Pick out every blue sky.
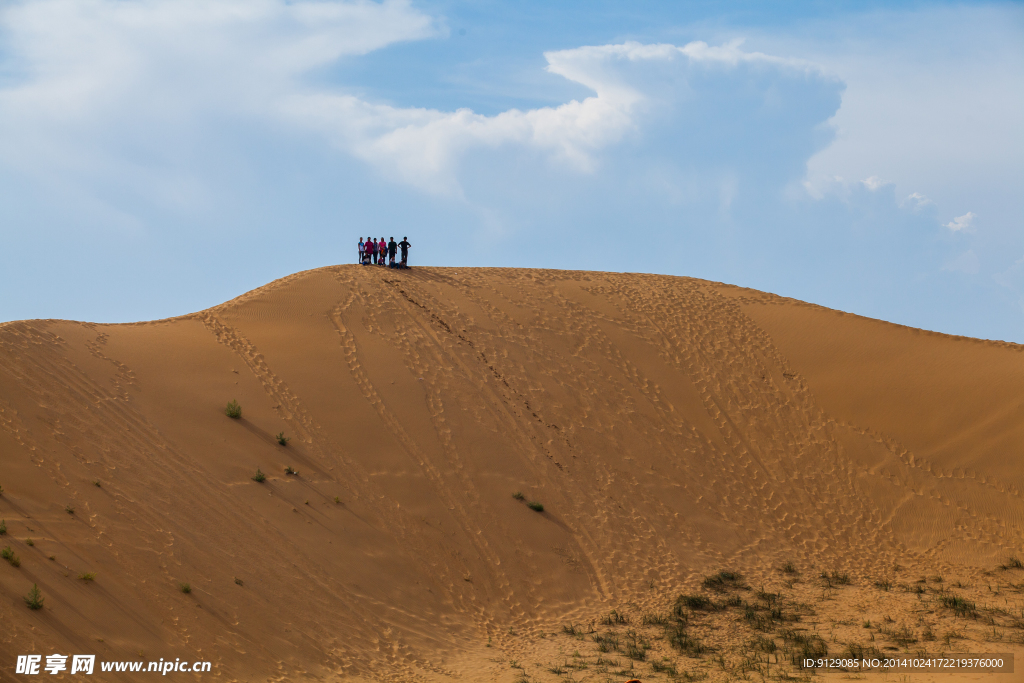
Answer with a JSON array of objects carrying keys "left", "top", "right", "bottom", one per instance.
[{"left": 1, "top": 0, "right": 1022, "bottom": 342}]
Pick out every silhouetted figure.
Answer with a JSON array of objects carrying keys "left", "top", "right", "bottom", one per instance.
[
  {"left": 388, "top": 237, "right": 397, "bottom": 267},
  {"left": 398, "top": 237, "right": 411, "bottom": 268}
]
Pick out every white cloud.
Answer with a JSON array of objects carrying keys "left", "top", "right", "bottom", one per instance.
[
  {"left": 0, "top": 0, "right": 438, "bottom": 179},
  {"left": 280, "top": 40, "right": 831, "bottom": 195},
  {"left": 862, "top": 175, "right": 884, "bottom": 191},
  {"left": 0, "top": 1, "right": 834, "bottom": 200},
  {"left": 900, "top": 192, "right": 931, "bottom": 209},
  {"left": 944, "top": 212, "right": 976, "bottom": 232}
]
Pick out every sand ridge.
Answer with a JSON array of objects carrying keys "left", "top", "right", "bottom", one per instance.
[{"left": 0, "top": 266, "right": 1021, "bottom": 681}]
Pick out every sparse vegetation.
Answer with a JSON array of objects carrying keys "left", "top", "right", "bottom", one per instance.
[
  {"left": 703, "top": 570, "right": 746, "bottom": 591},
  {"left": 667, "top": 623, "right": 709, "bottom": 656},
  {"left": 940, "top": 594, "right": 977, "bottom": 618},
  {"left": 527, "top": 501, "right": 544, "bottom": 512},
  {"left": 676, "top": 594, "right": 715, "bottom": 611},
  {"left": 234, "top": 577, "right": 243, "bottom": 586},
  {"left": 782, "top": 560, "right": 797, "bottom": 574},
  {"left": 0, "top": 519, "right": 6, "bottom": 535},
  {"left": 78, "top": 572, "right": 96, "bottom": 581},
  {"left": 333, "top": 496, "right": 341, "bottom": 504},
  {"left": 820, "top": 570, "right": 851, "bottom": 587},
  {"left": 93, "top": 480, "right": 101, "bottom": 487},
  {"left": 780, "top": 629, "right": 827, "bottom": 663},
  {"left": 2, "top": 546, "right": 20, "bottom": 567},
  {"left": 641, "top": 611, "right": 668, "bottom": 626},
  {"left": 24, "top": 584, "right": 44, "bottom": 610},
  {"left": 600, "top": 609, "right": 628, "bottom": 625},
  {"left": 623, "top": 630, "right": 650, "bottom": 660},
  {"left": 225, "top": 399, "right": 242, "bottom": 419},
  {"left": 1001, "top": 557, "right": 1024, "bottom": 570},
  {"left": 512, "top": 491, "right": 525, "bottom": 500},
  {"left": 593, "top": 633, "right": 619, "bottom": 652},
  {"left": 284, "top": 466, "right": 298, "bottom": 475},
  {"left": 251, "top": 468, "right": 266, "bottom": 482},
  {"left": 24, "top": 538, "right": 33, "bottom": 547},
  {"left": 874, "top": 579, "right": 892, "bottom": 590},
  {"left": 65, "top": 504, "right": 75, "bottom": 515},
  {"left": 276, "top": 432, "right": 290, "bottom": 446},
  {"left": 650, "top": 659, "right": 677, "bottom": 675},
  {"left": 178, "top": 582, "right": 192, "bottom": 594}
]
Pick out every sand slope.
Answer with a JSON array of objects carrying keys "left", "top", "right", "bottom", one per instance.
[{"left": 0, "top": 266, "right": 1021, "bottom": 681}]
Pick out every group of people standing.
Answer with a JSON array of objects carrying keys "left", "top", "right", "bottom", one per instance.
[{"left": 359, "top": 236, "right": 411, "bottom": 268}]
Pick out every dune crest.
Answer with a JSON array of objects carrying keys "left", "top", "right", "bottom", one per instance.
[{"left": 1, "top": 266, "right": 1022, "bottom": 681}]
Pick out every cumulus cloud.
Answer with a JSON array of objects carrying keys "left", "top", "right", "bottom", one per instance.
[
  {"left": 0, "top": 0, "right": 437, "bottom": 185},
  {"left": 944, "top": 212, "right": 976, "bottom": 232},
  {"left": 279, "top": 40, "right": 833, "bottom": 195},
  {"left": 862, "top": 175, "right": 884, "bottom": 191},
  {"left": 900, "top": 192, "right": 932, "bottom": 209},
  {"left": 0, "top": 0, "right": 841, "bottom": 206}
]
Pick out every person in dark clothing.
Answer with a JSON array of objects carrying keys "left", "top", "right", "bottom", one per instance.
[
  {"left": 387, "top": 237, "right": 398, "bottom": 267},
  {"left": 398, "top": 237, "right": 411, "bottom": 267}
]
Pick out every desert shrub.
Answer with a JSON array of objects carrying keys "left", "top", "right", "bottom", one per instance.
[
  {"left": 234, "top": 577, "right": 243, "bottom": 586},
  {"left": 93, "top": 480, "right": 101, "bottom": 487},
  {"left": 593, "top": 633, "right": 619, "bottom": 652},
  {"left": 782, "top": 561, "right": 797, "bottom": 574},
  {"left": 881, "top": 624, "right": 917, "bottom": 647},
  {"left": 178, "top": 582, "right": 191, "bottom": 594},
  {"left": 2, "top": 546, "right": 20, "bottom": 567},
  {"left": 0, "top": 519, "right": 6, "bottom": 535},
  {"left": 874, "top": 579, "right": 892, "bottom": 591},
  {"left": 276, "top": 432, "right": 290, "bottom": 446},
  {"left": 65, "top": 504, "right": 75, "bottom": 515},
  {"left": 527, "top": 501, "right": 544, "bottom": 512},
  {"left": 24, "top": 584, "right": 44, "bottom": 610},
  {"left": 251, "top": 468, "right": 266, "bottom": 482},
  {"left": 651, "top": 660, "right": 677, "bottom": 675},
  {"left": 600, "top": 610, "right": 628, "bottom": 625},
  {"left": 676, "top": 594, "right": 714, "bottom": 611},
  {"left": 750, "top": 635, "right": 777, "bottom": 653},
  {"left": 667, "top": 624, "right": 708, "bottom": 657},
  {"left": 788, "top": 634, "right": 827, "bottom": 664},
  {"left": 284, "top": 466, "right": 298, "bottom": 475},
  {"left": 703, "top": 570, "right": 746, "bottom": 591},
  {"left": 561, "top": 623, "right": 583, "bottom": 637},
  {"left": 1002, "top": 557, "right": 1024, "bottom": 570},
  {"left": 623, "top": 630, "right": 650, "bottom": 660},
  {"left": 641, "top": 612, "right": 668, "bottom": 626},
  {"left": 821, "top": 570, "right": 851, "bottom": 586},
  {"left": 78, "top": 572, "right": 96, "bottom": 581},
  {"left": 744, "top": 605, "right": 777, "bottom": 632},
  {"left": 512, "top": 491, "right": 525, "bottom": 500},
  {"left": 940, "top": 594, "right": 977, "bottom": 618},
  {"left": 333, "top": 496, "right": 341, "bottom": 504},
  {"left": 24, "top": 538, "right": 33, "bottom": 547},
  {"left": 225, "top": 400, "right": 242, "bottom": 419}
]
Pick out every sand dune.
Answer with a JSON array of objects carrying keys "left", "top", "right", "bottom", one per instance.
[{"left": 1, "top": 266, "right": 1021, "bottom": 682}]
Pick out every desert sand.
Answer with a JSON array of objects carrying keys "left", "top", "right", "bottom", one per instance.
[{"left": 0, "top": 266, "right": 1022, "bottom": 682}]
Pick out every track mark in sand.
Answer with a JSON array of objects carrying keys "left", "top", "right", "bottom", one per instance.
[{"left": 195, "top": 312, "right": 318, "bottom": 448}]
